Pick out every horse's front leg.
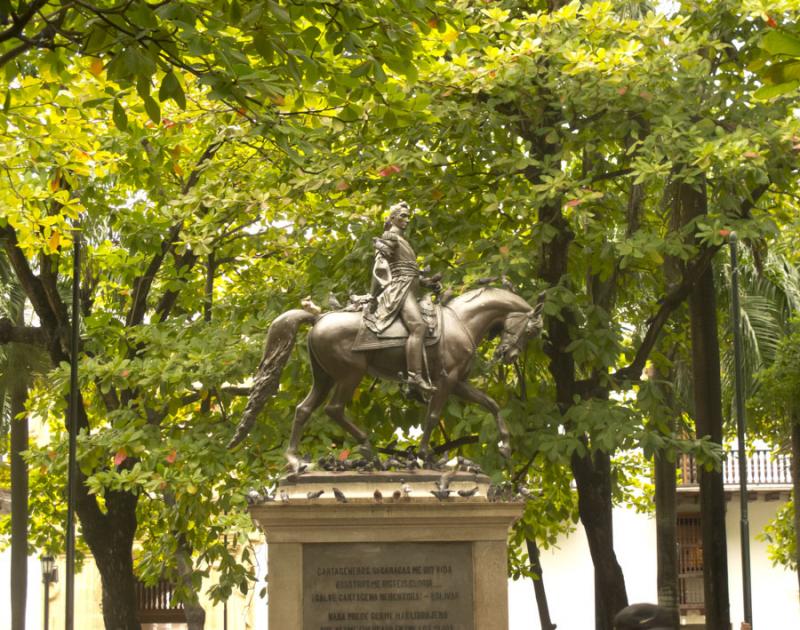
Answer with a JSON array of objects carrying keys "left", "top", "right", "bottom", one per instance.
[{"left": 453, "top": 380, "right": 511, "bottom": 459}]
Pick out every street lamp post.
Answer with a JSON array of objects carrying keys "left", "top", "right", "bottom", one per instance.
[
  {"left": 40, "top": 555, "right": 58, "bottom": 630},
  {"left": 729, "top": 232, "right": 753, "bottom": 628}
]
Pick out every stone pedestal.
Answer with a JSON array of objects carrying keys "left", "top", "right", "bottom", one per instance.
[{"left": 250, "top": 471, "right": 523, "bottom": 630}]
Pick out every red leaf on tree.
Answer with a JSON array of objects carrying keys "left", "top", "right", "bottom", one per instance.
[
  {"left": 743, "top": 151, "right": 760, "bottom": 159},
  {"left": 335, "top": 180, "right": 350, "bottom": 191},
  {"left": 114, "top": 448, "right": 128, "bottom": 466},
  {"left": 719, "top": 229, "right": 731, "bottom": 237},
  {"left": 165, "top": 449, "right": 177, "bottom": 464},
  {"left": 427, "top": 18, "right": 438, "bottom": 28},
  {"left": 566, "top": 198, "right": 582, "bottom": 207},
  {"left": 499, "top": 245, "right": 510, "bottom": 256},
  {"left": 765, "top": 14, "right": 778, "bottom": 28},
  {"left": 617, "top": 86, "right": 628, "bottom": 95},
  {"left": 337, "top": 449, "right": 350, "bottom": 461},
  {"left": 162, "top": 118, "right": 176, "bottom": 128},
  {"left": 379, "top": 164, "right": 401, "bottom": 177}
]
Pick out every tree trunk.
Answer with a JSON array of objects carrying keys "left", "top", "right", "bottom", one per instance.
[
  {"left": 651, "top": 360, "right": 680, "bottom": 627},
  {"left": 165, "top": 490, "right": 206, "bottom": 629},
  {"left": 78, "top": 483, "right": 141, "bottom": 630},
  {"left": 680, "top": 180, "right": 730, "bottom": 630},
  {"left": 572, "top": 449, "right": 628, "bottom": 630},
  {"left": 526, "top": 538, "right": 556, "bottom": 630},
  {"left": 791, "top": 416, "right": 800, "bottom": 596},
  {"left": 10, "top": 381, "right": 28, "bottom": 630},
  {"left": 654, "top": 451, "right": 680, "bottom": 626}
]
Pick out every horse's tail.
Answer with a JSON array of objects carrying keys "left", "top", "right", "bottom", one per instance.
[{"left": 227, "top": 309, "right": 318, "bottom": 449}]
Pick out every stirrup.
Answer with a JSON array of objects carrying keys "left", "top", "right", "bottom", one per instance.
[{"left": 408, "top": 372, "right": 436, "bottom": 394}]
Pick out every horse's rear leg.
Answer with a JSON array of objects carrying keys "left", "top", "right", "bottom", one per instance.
[
  {"left": 453, "top": 380, "right": 511, "bottom": 458},
  {"left": 324, "top": 375, "right": 373, "bottom": 456},
  {"left": 286, "top": 360, "right": 333, "bottom": 471}
]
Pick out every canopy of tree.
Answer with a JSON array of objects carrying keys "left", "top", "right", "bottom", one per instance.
[{"left": 2, "top": 1, "right": 800, "bottom": 629}]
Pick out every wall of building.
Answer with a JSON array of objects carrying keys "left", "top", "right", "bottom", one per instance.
[
  {"left": 509, "top": 496, "right": 799, "bottom": 630},
  {"left": 725, "top": 495, "right": 799, "bottom": 629}
]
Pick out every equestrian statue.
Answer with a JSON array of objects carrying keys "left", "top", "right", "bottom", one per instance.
[{"left": 227, "top": 202, "right": 544, "bottom": 471}]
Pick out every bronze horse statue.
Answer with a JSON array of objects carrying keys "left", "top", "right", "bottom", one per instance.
[{"left": 228, "top": 287, "right": 543, "bottom": 470}]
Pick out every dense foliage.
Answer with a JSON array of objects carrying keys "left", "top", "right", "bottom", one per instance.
[{"left": 2, "top": 0, "right": 800, "bottom": 627}]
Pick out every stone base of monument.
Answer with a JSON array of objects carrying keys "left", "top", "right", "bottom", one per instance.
[{"left": 249, "top": 470, "right": 523, "bottom": 630}]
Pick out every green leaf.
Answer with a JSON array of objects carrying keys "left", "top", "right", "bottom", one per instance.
[
  {"left": 253, "top": 33, "right": 274, "bottom": 63},
  {"left": 761, "top": 31, "right": 800, "bottom": 58},
  {"left": 159, "top": 71, "right": 187, "bottom": 109},
  {"left": 143, "top": 95, "right": 161, "bottom": 124},
  {"left": 753, "top": 80, "right": 799, "bottom": 100},
  {"left": 267, "top": 0, "right": 290, "bottom": 23},
  {"left": 350, "top": 60, "right": 372, "bottom": 78},
  {"left": 112, "top": 99, "right": 128, "bottom": 131}
]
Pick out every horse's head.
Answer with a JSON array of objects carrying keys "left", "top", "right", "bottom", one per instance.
[{"left": 493, "top": 302, "right": 543, "bottom": 364}]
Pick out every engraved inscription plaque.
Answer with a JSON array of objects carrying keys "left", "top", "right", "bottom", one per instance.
[{"left": 303, "top": 542, "right": 474, "bottom": 630}]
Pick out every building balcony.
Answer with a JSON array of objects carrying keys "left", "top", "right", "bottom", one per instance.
[{"left": 678, "top": 449, "right": 793, "bottom": 494}]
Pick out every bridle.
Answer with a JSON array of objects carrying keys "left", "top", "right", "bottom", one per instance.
[{"left": 494, "top": 304, "right": 543, "bottom": 363}]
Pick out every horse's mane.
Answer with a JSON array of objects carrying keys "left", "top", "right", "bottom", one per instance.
[{"left": 448, "top": 286, "right": 529, "bottom": 309}]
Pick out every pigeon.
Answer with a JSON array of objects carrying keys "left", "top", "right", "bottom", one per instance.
[
  {"left": 259, "top": 488, "right": 275, "bottom": 502},
  {"left": 487, "top": 485, "right": 499, "bottom": 502},
  {"left": 434, "top": 455, "right": 451, "bottom": 469},
  {"left": 246, "top": 489, "right": 262, "bottom": 505},
  {"left": 392, "top": 489, "right": 402, "bottom": 502},
  {"left": 385, "top": 457, "right": 404, "bottom": 470},
  {"left": 518, "top": 486, "right": 533, "bottom": 499},
  {"left": 430, "top": 488, "right": 451, "bottom": 501},
  {"left": 373, "top": 489, "right": 383, "bottom": 503},
  {"left": 458, "top": 486, "right": 479, "bottom": 498},
  {"left": 332, "top": 487, "right": 348, "bottom": 503},
  {"left": 400, "top": 479, "right": 412, "bottom": 498},
  {"left": 439, "top": 288, "right": 455, "bottom": 305},
  {"left": 457, "top": 456, "right": 482, "bottom": 474},
  {"left": 328, "top": 293, "right": 343, "bottom": 310},
  {"left": 306, "top": 490, "right": 324, "bottom": 500},
  {"left": 279, "top": 489, "right": 290, "bottom": 503}
]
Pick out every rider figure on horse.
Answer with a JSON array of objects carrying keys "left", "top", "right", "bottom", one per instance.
[{"left": 365, "top": 201, "right": 437, "bottom": 395}]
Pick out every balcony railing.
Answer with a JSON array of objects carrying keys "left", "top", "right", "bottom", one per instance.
[
  {"left": 135, "top": 579, "right": 187, "bottom": 623},
  {"left": 679, "top": 449, "right": 792, "bottom": 487}
]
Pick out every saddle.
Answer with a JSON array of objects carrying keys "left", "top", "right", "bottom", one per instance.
[{"left": 352, "top": 296, "right": 442, "bottom": 352}]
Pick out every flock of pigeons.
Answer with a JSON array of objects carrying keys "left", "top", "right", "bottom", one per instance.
[{"left": 245, "top": 453, "right": 534, "bottom": 506}]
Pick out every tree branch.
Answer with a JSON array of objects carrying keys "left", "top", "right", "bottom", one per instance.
[
  {"left": 125, "top": 140, "right": 224, "bottom": 327},
  {"left": 1, "top": 224, "right": 67, "bottom": 360},
  {"left": 577, "top": 180, "right": 772, "bottom": 396},
  {"left": 0, "top": 0, "right": 51, "bottom": 44},
  {"left": 0, "top": 317, "right": 48, "bottom": 346}
]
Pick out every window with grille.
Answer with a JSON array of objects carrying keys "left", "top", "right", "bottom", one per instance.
[{"left": 677, "top": 514, "right": 704, "bottom": 614}]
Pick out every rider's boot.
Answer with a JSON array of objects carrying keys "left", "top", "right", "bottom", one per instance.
[{"left": 408, "top": 371, "right": 436, "bottom": 394}]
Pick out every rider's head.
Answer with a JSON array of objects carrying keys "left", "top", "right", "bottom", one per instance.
[{"left": 384, "top": 201, "right": 412, "bottom": 231}]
